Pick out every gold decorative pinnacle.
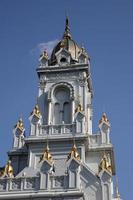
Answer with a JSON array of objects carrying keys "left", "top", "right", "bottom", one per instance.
[
  {"left": 5, "top": 160, "right": 14, "bottom": 177},
  {"left": 75, "top": 103, "right": 84, "bottom": 113},
  {"left": 99, "top": 112, "right": 110, "bottom": 126},
  {"left": 0, "top": 160, "right": 14, "bottom": 178},
  {"left": 40, "top": 144, "right": 53, "bottom": 164},
  {"left": 15, "top": 118, "right": 24, "bottom": 132},
  {"left": 67, "top": 141, "right": 80, "bottom": 161},
  {"left": 31, "top": 105, "right": 41, "bottom": 119},
  {"left": 99, "top": 153, "right": 112, "bottom": 174}
]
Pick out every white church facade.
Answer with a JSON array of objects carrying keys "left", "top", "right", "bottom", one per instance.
[{"left": 0, "top": 17, "right": 121, "bottom": 200}]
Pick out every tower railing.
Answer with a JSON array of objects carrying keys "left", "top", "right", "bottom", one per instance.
[
  {"left": 0, "top": 176, "right": 40, "bottom": 192},
  {"left": 39, "top": 124, "right": 76, "bottom": 135},
  {"left": 0, "top": 173, "right": 79, "bottom": 192}
]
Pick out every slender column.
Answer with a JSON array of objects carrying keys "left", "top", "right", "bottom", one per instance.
[
  {"left": 83, "top": 84, "right": 85, "bottom": 110},
  {"left": 72, "top": 100, "right": 75, "bottom": 123},
  {"left": 48, "top": 101, "right": 52, "bottom": 125},
  {"left": 87, "top": 104, "right": 92, "bottom": 134}
]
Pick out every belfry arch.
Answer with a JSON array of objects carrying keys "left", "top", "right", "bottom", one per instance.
[{"left": 48, "top": 82, "right": 74, "bottom": 124}]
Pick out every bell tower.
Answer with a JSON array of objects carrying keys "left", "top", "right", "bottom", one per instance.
[
  {"left": 0, "top": 17, "right": 121, "bottom": 200},
  {"left": 37, "top": 17, "right": 93, "bottom": 136}
]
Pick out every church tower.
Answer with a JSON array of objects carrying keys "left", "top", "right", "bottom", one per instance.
[{"left": 0, "top": 17, "right": 121, "bottom": 200}]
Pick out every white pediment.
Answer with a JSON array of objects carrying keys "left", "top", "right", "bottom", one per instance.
[{"left": 55, "top": 48, "right": 71, "bottom": 65}]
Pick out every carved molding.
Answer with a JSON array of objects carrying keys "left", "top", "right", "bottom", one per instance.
[{"left": 48, "top": 82, "right": 74, "bottom": 101}]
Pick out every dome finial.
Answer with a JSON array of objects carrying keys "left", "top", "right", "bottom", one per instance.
[{"left": 63, "top": 16, "right": 72, "bottom": 39}]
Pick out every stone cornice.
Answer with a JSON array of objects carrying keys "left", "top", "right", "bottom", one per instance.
[{"left": 36, "top": 64, "right": 89, "bottom": 74}]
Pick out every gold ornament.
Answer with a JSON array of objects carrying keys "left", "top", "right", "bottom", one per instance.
[
  {"left": 5, "top": 160, "right": 14, "bottom": 177},
  {"left": 67, "top": 142, "right": 80, "bottom": 161},
  {"left": 31, "top": 105, "right": 41, "bottom": 119},
  {"left": 99, "top": 153, "right": 112, "bottom": 174},
  {"left": 15, "top": 118, "right": 24, "bottom": 132},
  {"left": 40, "top": 145, "right": 53, "bottom": 164},
  {"left": 75, "top": 103, "right": 83, "bottom": 113},
  {"left": 0, "top": 160, "right": 14, "bottom": 178}
]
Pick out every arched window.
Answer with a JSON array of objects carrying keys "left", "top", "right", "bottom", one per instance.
[
  {"left": 53, "top": 86, "right": 71, "bottom": 124},
  {"left": 54, "top": 103, "right": 60, "bottom": 124}
]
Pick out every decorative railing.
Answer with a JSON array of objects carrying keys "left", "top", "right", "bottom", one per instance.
[
  {"left": 89, "top": 133, "right": 111, "bottom": 147},
  {"left": 89, "top": 134, "right": 101, "bottom": 146},
  {"left": 0, "top": 177, "right": 40, "bottom": 192},
  {"left": 0, "top": 175, "right": 69, "bottom": 193},
  {"left": 39, "top": 124, "right": 76, "bottom": 136},
  {"left": 51, "top": 175, "right": 68, "bottom": 189}
]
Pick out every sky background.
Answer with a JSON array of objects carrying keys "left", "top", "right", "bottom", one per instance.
[{"left": 0, "top": 0, "right": 132, "bottom": 199}]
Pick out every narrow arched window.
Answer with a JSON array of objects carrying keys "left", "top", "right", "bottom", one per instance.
[
  {"left": 63, "top": 102, "right": 70, "bottom": 123},
  {"left": 53, "top": 86, "right": 71, "bottom": 124},
  {"left": 54, "top": 103, "right": 60, "bottom": 124}
]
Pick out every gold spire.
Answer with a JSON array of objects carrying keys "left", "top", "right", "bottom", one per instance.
[
  {"left": 31, "top": 105, "right": 41, "bottom": 119},
  {"left": 99, "top": 152, "right": 112, "bottom": 174},
  {"left": 63, "top": 16, "right": 72, "bottom": 39},
  {"left": 15, "top": 118, "right": 24, "bottom": 132},
  {"left": 99, "top": 112, "right": 110, "bottom": 126},
  {"left": 40, "top": 144, "right": 53, "bottom": 164},
  {"left": 67, "top": 141, "right": 80, "bottom": 161},
  {"left": 75, "top": 103, "right": 84, "bottom": 113}
]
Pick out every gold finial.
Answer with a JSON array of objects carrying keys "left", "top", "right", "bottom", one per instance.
[
  {"left": 40, "top": 50, "right": 48, "bottom": 60},
  {"left": 0, "top": 160, "right": 14, "bottom": 178},
  {"left": 15, "top": 118, "right": 24, "bottom": 132},
  {"left": 99, "top": 113, "right": 110, "bottom": 126},
  {"left": 116, "top": 176, "right": 121, "bottom": 199},
  {"left": 63, "top": 16, "right": 72, "bottom": 39},
  {"left": 31, "top": 105, "right": 41, "bottom": 119},
  {"left": 75, "top": 103, "right": 84, "bottom": 113},
  {"left": 99, "top": 152, "right": 112, "bottom": 174},
  {"left": 67, "top": 141, "right": 80, "bottom": 161},
  {"left": 5, "top": 160, "right": 14, "bottom": 177},
  {"left": 40, "top": 144, "right": 53, "bottom": 164}
]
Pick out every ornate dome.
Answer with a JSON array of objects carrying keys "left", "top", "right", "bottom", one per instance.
[{"left": 50, "top": 17, "right": 81, "bottom": 65}]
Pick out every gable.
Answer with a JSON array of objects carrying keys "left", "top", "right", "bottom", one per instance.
[{"left": 80, "top": 165, "right": 102, "bottom": 200}]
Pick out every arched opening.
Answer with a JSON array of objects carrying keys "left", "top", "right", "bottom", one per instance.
[
  {"left": 54, "top": 103, "right": 60, "bottom": 124},
  {"left": 60, "top": 57, "right": 67, "bottom": 63},
  {"left": 53, "top": 86, "right": 71, "bottom": 124},
  {"left": 63, "top": 102, "right": 70, "bottom": 123}
]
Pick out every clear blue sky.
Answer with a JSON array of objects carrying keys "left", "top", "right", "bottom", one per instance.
[{"left": 0, "top": 0, "right": 132, "bottom": 199}]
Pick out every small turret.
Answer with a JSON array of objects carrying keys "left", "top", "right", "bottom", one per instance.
[
  {"left": 29, "top": 104, "right": 42, "bottom": 136},
  {"left": 39, "top": 50, "right": 49, "bottom": 67},
  {"left": 99, "top": 113, "right": 111, "bottom": 144},
  {"left": 13, "top": 118, "right": 25, "bottom": 149}
]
